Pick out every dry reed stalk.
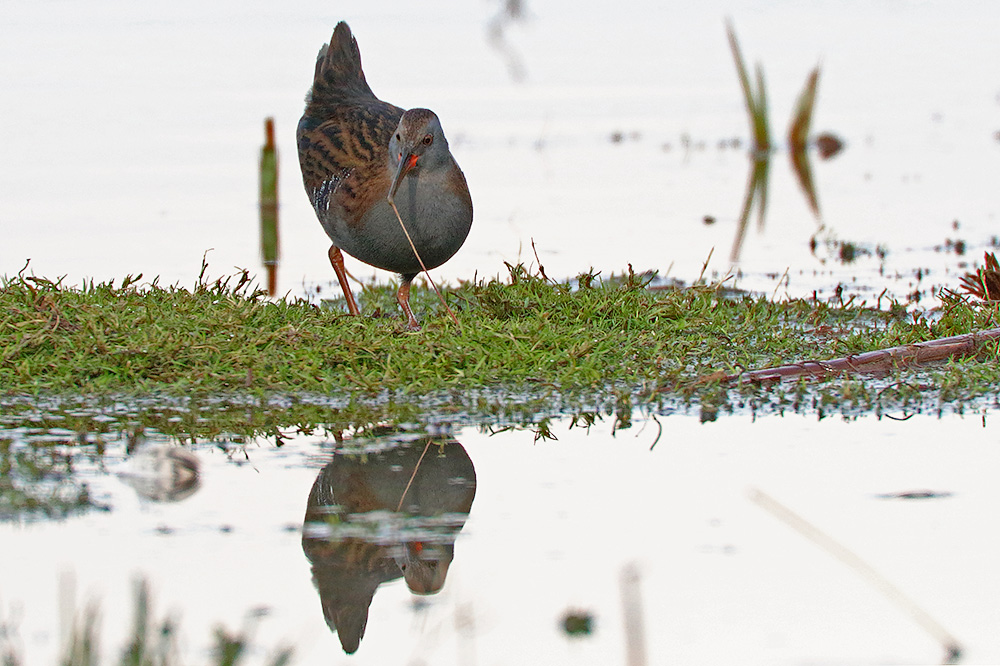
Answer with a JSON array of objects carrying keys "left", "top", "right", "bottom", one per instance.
[{"left": 731, "top": 328, "right": 1000, "bottom": 383}]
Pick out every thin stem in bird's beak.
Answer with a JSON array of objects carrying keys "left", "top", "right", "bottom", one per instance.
[
  {"left": 387, "top": 153, "right": 418, "bottom": 205},
  {"left": 388, "top": 200, "right": 462, "bottom": 330}
]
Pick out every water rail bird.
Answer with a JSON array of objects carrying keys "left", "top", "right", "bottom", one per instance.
[{"left": 297, "top": 22, "right": 473, "bottom": 329}]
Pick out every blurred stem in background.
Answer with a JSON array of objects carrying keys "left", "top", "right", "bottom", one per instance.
[{"left": 260, "top": 117, "right": 279, "bottom": 296}]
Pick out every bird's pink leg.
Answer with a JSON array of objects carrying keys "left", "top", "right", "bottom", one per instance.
[
  {"left": 396, "top": 280, "right": 420, "bottom": 330},
  {"left": 328, "top": 245, "right": 361, "bottom": 316}
]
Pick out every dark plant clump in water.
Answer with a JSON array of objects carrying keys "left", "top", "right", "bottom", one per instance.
[
  {"left": 814, "top": 132, "right": 844, "bottom": 159},
  {"left": 959, "top": 252, "right": 1000, "bottom": 301},
  {"left": 839, "top": 241, "right": 857, "bottom": 263},
  {"left": 561, "top": 610, "right": 595, "bottom": 637},
  {"left": 811, "top": 237, "right": 886, "bottom": 266}
]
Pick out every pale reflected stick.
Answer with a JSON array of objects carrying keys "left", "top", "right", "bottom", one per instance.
[
  {"left": 58, "top": 571, "right": 75, "bottom": 659},
  {"left": 396, "top": 438, "right": 433, "bottom": 512},
  {"left": 749, "top": 488, "right": 962, "bottom": 664},
  {"left": 621, "top": 562, "right": 647, "bottom": 666}
]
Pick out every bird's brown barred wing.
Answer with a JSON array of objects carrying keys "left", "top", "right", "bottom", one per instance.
[{"left": 297, "top": 102, "right": 403, "bottom": 228}]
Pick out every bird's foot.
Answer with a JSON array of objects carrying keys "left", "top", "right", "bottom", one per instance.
[{"left": 397, "top": 281, "right": 420, "bottom": 331}]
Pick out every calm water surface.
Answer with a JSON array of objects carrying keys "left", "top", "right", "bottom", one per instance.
[{"left": 2, "top": 411, "right": 999, "bottom": 664}]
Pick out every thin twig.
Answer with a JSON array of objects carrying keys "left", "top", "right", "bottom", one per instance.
[
  {"left": 770, "top": 266, "right": 790, "bottom": 302},
  {"left": 697, "top": 247, "right": 715, "bottom": 284},
  {"left": 648, "top": 414, "right": 663, "bottom": 451},
  {"left": 388, "top": 201, "right": 461, "bottom": 329},
  {"left": 530, "top": 238, "right": 553, "bottom": 283}
]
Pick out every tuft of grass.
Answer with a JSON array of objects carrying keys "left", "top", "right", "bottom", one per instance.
[
  {"left": 726, "top": 21, "right": 830, "bottom": 261},
  {"left": 788, "top": 65, "right": 822, "bottom": 217},
  {"left": 959, "top": 252, "right": 1000, "bottom": 301},
  {"left": 788, "top": 66, "right": 820, "bottom": 153},
  {"left": 725, "top": 21, "right": 772, "bottom": 261},
  {"left": 726, "top": 20, "right": 770, "bottom": 156}
]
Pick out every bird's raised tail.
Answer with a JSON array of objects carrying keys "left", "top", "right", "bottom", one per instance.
[{"left": 307, "top": 22, "right": 376, "bottom": 109}]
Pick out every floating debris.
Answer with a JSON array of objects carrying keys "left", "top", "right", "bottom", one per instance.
[{"left": 874, "top": 490, "right": 954, "bottom": 500}]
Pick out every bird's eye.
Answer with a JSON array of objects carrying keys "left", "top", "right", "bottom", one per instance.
[
  {"left": 396, "top": 133, "right": 401, "bottom": 141},
  {"left": 422, "top": 134, "right": 433, "bottom": 146}
]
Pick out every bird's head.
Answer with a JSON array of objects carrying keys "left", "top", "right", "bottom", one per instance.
[{"left": 387, "top": 108, "right": 451, "bottom": 204}]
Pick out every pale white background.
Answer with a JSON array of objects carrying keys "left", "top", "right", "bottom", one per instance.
[{"left": 2, "top": 0, "right": 998, "bottom": 302}]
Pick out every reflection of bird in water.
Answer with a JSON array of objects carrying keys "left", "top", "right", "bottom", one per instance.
[
  {"left": 302, "top": 436, "right": 476, "bottom": 654},
  {"left": 117, "top": 442, "right": 200, "bottom": 502},
  {"left": 297, "top": 22, "right": 474, "bottom": 328}
]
